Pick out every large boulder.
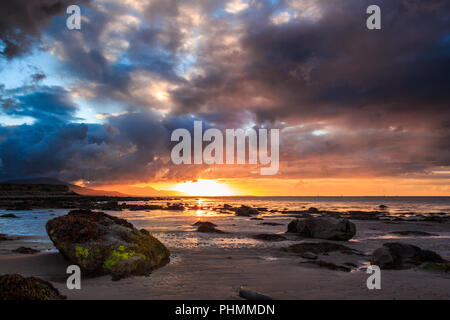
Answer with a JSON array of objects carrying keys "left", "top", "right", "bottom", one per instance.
[
  {"left": 236, "top": 205, "right": 259, "bottom": 217},
  {"left": 371, "top": 242, "right": 446, "bottom": 269},
  {"left": 287, "top": 217, "right": 356, "bottom": 241},
  {"left": 46, "top": 209, "right": 170, "bottom": 280},
  {"left": 0, "top": 274, "right": 65, "bottom": 300}
]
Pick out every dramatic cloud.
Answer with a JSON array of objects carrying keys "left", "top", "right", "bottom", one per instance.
[
  {"left": 0, "top": 0, "right": 90, "bottom": 58},
  {"left": 0, "top": 0, "right": 449, "bottom": 186}
]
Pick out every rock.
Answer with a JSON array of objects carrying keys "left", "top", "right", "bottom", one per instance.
[
  {"left": 223, "top": 204, "right": 233, "bottom": 210},
  {"left": 0, "top": 274, "right": 65, "bottom": 300},
  {"left": 0, "top": 234, "right": 8, "bottom": 241},
  {"left": 0, "top": 214, "right": 20, "bottom": 218},
  {"left": 342, "top": 211, "right": 381, "bottom": 221},
  {"left": 193, "top": 221, "right": 217, "bottom": 227},
  {"left": 284, "top": 242, "right": 362, "bottom": 256},
  {"left": 300, "top": 260, "right": 351, "bottom": 272},
  {"left": 391, "top": 231, "right": 437, "bottom": 237},
  {"left": 12, "top": 247, "right": 40, "bottom": 254},
  {"left": 307, "top": 207, "right": 319, "bottom": 213},
  {"left": 46, "top": 209, "right": 170, "bottom": 280},
  {"left": 287, "top": 217, "right": 356, "bottom": 241},
  {"left": 259, "top": 222, "right": 283, "bottom": 226},
  {"left": 423, "top": 262, "right": 450, "bottom": 273},
  {"left": 239, "top": 286, "right": 273, "bottom": 300},
  {"left": 236, "top": 205, "right": 259, "bottom": 217},
  {"left": 379, "top": 205, "right": 388, "bottom": 210},
  {"left": 300, "top": 252, "right": 318, "bottom": 260},
  {"left": 98, "top": 201, "right": 122, "bottom": 211},
  {"left": 250, "top": 217, "right": 264, "bottom": 221},
  {"left": 164, "top": 204, "right": 184, "bottom": 211},
  {"left": 195, "top": 221, "right": 224, "bottom": 233},
  {"left": 370, "top": 242, "right": 446, "bottom": 269},
  {"left": 253, "top": 234, "right": 287, "bottom": 241}
]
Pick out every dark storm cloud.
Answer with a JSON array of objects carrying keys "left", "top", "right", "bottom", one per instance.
[
  {"left": 166, "top": 0, "right": 450, "bottom": 178},
  {"left": 172, "top": 0, "right": 450, "bottom": 124},
  {"left": 0, "top": 0, "right": 449, "bottom": 183},
  {"left": 0, "top": 108, "right": 207, "bottom": 183},
  {"left": 0, "top": 0, "right": 90, "bottom": 58},
  {"left": 1, "top": 85, "right": 78, "bottom": 123}
]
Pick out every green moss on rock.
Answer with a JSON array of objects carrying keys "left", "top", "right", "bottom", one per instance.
[
  {"left": 423, "top": 262, "right": 450, "bottom": 273},
  {"left": 103, "top": 246, "right": 136, "bottom": 270}
]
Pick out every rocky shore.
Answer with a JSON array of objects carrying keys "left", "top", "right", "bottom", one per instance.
[{"left": 0, "top": 198, "right": 449, "bottom": 300}]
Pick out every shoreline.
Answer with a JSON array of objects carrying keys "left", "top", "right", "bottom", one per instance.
[{"left": 1, "top": 213, "right": 449, "bottom": 299}]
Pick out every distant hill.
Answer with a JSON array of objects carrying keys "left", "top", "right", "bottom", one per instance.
[
  {"left": 2, "top": 178, "right": 182, "bottom": 197},
  {"left": 0, "top": 182, "right": 73, "bottom": 196},
  {"left": 3, "top": 178, "right": 130, "bottom": 197}
]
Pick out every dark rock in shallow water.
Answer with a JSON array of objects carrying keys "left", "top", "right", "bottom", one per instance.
[
  {"left": 287, "top": 217, "right": 356, "bottom": 241},
  {"left": 371, "top": 242, "right": 446, "bottom": 270},
  {"left": 46, "top": 209, "right": 170, "bottom": 280},
  {"left": 379, "top": 205, "right": 388, "bottom": 210},
  {"left": 284, "top": 242, "right": 362, "bottom": 256},
  {"left": 391, "top": 231, "right": 437, "bottom": 237},
  {"left": 0, "top": 274, "right": 65, "bottom": 300},
  {"left": 236, "top": 205, "right": 259, "bottom": 217},
  {"left": 239, "top": 286, "right": 273, "bottom": 300},
  {"left": 250, "top": 217, "right": 264, "bottom": 221},
  {"left": 195, "top": 221, "right": 224, "bottom": 233},
  {"left": 253, "top": 234, "right": 287, "bottom": 242},
  {"left": 307, "top": 207, "right": 319, "bottom": 213},
  {"left": 300, "top": 252, "right": 318, "bottom": 260},
  {"left": 0, "top": 234, "right": 7, "bottom": 241},
  {"left": 164, "top": 204, "right": 184, "bottom": 211},
  {"left": 259, "top": 222, "right": 283, "bottom": 226},
  {"left": 300, "top": 260, "right": 351, "bottom": 272},
  {"left": 12, "top": 247, "right": 40, "bottom": 254},
  {"left": 0, "top": 214, "right": 20, "bottom": 218},
  {"left": 193, "top": 221, "right": 217, "bottom": 227},
  {"left": 98, "top": 201, "right": 122, "bottom": 211}
]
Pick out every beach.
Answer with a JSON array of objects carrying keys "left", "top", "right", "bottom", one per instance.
[{"left": 1, "top": 197, "right": 449, "bottom": 299}]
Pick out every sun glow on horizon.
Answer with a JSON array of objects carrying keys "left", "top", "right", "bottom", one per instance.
[{"left": 169, "top": 179, "right": 236, "bottom": 196}]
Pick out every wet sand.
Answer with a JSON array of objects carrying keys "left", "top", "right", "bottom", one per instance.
[{"left": 1, "top": 218, "right": 449, "bottom": 300}]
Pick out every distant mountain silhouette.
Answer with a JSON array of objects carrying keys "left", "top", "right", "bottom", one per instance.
[
  {"left": 3, "top": 177, "right": 182, "bottom": 197},
  {"left": 3, "top": 178, "right": 129, "bottom": 197}
]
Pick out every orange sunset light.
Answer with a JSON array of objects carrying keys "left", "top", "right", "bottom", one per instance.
[{"left": 169, "top": 179, "right": 237, "bottom": 197}]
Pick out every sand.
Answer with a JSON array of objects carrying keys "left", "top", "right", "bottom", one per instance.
[{"left": 1, "top": 218, "right": 449, "bottom": 300}]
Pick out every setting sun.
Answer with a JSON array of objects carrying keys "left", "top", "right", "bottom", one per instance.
[{"left": 169, "top": 179, "right": 236, "bottom": 196}]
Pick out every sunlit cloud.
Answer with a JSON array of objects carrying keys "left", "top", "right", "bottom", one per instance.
[{"left": 225, "top": 0, "right": 249, "bottom": 14}]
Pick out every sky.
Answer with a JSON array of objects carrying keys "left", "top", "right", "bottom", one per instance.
[{"left": 0, "top": 0, "right": 449, "bottom": 196}]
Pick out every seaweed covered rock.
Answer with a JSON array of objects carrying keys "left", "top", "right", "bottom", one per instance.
[
  {"left": 0, "top": 214, "right": 20, "bottom": 218},
  {"left": 287, "top": 217, "right": 356, "bottom": 241},
  {"left": 46, "top": 209, "right": 170, "bottom": 280},
  {"left": 12, "top": 247, "right": 39, "bottom": 254},
  {"left": 0, "top": 274, "right": 65, "bottom": 300},
  {"left": 371, "top": 243, "right": 446, "bottom": 270}
]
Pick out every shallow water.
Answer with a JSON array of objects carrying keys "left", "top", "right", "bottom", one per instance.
[{"left": 1, "top": 197, "right": 449, "bottom": 251}]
